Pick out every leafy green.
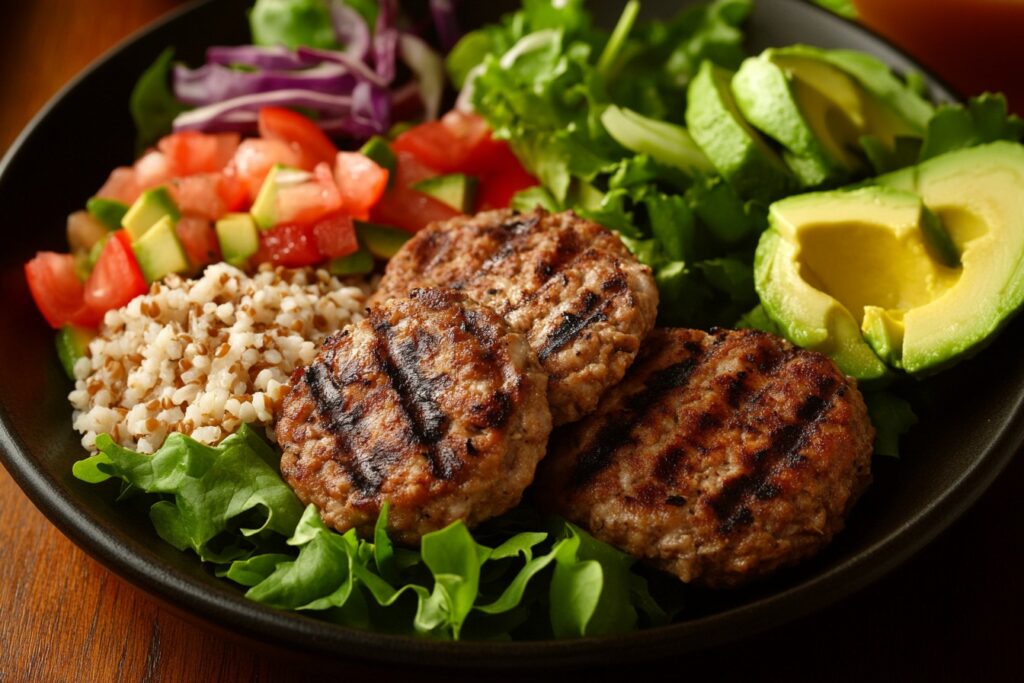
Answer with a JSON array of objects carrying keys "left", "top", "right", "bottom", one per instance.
[
  {"left": 461, "top": 0, "right": 758, "bottom": 327},
  {"left": 919, "top": 93, "right": 1024, "bottom": 161},
  {"left": 73, "top": 424, "right": 303, "bottom": 562},
  {"left": 130, "top": 48, "right": 189, "bottom": 151},
  {"left": 865, "top": 390, "right": 918, "bottom": 457},
  {"left": 74, "top": 430, "right": 666, "bottom": 640},
  {"left": 810, "top": 0, "right": 858, "bottom": 18},
  {"left": 249, "top": 0, "right": 338, "bottom": 50}
]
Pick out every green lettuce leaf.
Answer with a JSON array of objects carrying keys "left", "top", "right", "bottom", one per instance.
[
  {"left": 249, "top": 0, "right": 338, "bottom": 50},
  {"left": 864, "top": 390, "right": 919, "bottom": 457},
  {"left": 75, "top": 424, "right": 303, "bottom": 563},
  {"left": 919, "top": 93, "right": 1024, "bottom": 161},
  {"left": 75, "top": 430, "right": 665, "bottom": 640},
  {"left": 130, "top": 48, "right": 189, "bottom": 151}
]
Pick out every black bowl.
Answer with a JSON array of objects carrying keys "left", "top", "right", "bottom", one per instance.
[{"left": 1, "top": 0, "right": 1019, "bottom": 669}]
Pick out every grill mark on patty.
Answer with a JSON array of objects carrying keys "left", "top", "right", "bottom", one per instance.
[
  {"left": 568, "top": 344, "right": 709, "bottom": 488},
  {"left": 478, "top": 214, "right": 541, "bottom": 273},
  {"left": 304, "top": 356, "right": 395, "bottom": 496},
  {"left": 369, "top": 315, "right": 459, "bottom": 481},
  {"left": 538, "top": 291, "right": 608, "bottom": 362},
  {"left": 708, "top": 375, "right": 841, "bottom": 533}
]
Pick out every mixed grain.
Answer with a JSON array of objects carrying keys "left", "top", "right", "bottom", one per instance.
[{"left": 68, "top": 263, "right": 368, "bottom": 453}]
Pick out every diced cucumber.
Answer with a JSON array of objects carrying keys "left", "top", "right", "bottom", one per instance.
[
  {"left": 86, "top": 197, "right": 129, "bottom": 229},
  {"left": 216, "top": 213, "right": 259, "bottom": 267},
  {"left": 359, "top": 136, "right": 397, "bottom": 176},
  {"left": 251, "top": 164, "right": 311, "bottom": 230},
  {"left": 122, "top": 187, "right": 179, "bottom": 240},
  {"left": 328, "top": 248, "right": 374, "bottom": 275},
  {"left": 55, "top": 325, "right": 95, "bottom": 380},
  {"left": 132, "top": 215, "right": 189, "bottom": 282},
  {"left": 411, "top": 173, "right": 478, "bottom": 212},
  {"left": 356, "top": 222, "right": 410, "bottom": 259}
]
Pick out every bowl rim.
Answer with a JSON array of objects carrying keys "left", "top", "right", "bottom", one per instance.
[{"left": 0, "top": 0, "right": 1016, "bottom": 668}]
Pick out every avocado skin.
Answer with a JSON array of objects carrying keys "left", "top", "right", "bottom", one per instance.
[{"left": 686, "top": 61, "right": 797, "bottom": 203}]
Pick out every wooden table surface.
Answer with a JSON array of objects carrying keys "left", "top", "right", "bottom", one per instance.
[{"left": 0, "top": 2, "right": 1021, "bottom": 681}]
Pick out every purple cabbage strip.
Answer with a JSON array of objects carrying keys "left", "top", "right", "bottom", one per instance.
[
  {"left": 373, "top": 0, "right": 399, "bottom": 83},
  {"left": 173, "top": 89, "right": 356, "bottom": 132},
  {"left": 205, "top": 45, "right": 315, "bottom": 71},
  {"left": 173, "top": 63, "right": 359, "bottom": 107},
  {"left": 429, "top": 0, "right": 461, "bottom": 53},
  {"left": 295, "top": 46, "right": 389, "bottom": 87},
  {"left": 330, "top": 0, "right": 371, "bottom": 60}
]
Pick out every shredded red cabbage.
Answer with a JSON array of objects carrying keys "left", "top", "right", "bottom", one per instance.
[
  {"left": 429, "top": 0, "right": 461, "bottom": 53},
  {"left": 169, "top": 0, "right": 455, "bottom": 141}
]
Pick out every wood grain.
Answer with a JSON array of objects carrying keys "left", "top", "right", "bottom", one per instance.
[{"left": 0, "top": 1, "right": 1021, "bottom": 682}]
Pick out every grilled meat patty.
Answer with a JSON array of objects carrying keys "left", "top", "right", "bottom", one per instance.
[
  {"left": 534, "top": 327, "right": 874, "bottom": 588},
  {"left": 371, "top": 208, "right": 659, "bottom": 425},
  {"left": 275, "top": 288, "right": 552, "bottom": 544}
]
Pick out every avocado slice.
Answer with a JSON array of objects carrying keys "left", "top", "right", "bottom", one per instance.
[
  {"left": 355, "top": 222, "right": 410, "bottom": 259},
  {"left": 251, "top": 165, "right": 313, "bottom": 230},
  {"left": 86, "top": 197, "right": 129, "bottom": 230},
  {"left": 686, "top": 61, "right": 797, "bottom": 203},
  {"left": 215, "top": 213, "right": 259, "bottom": 268},
  {"left": 132, "top": 215, "right": 190, "bottom": 283},
  {"left": 732, "top": 54, "right": 863, "bottom": 188},
  {"left": 122, "top": 187, "right": 179, "bottom": 240},
  {"left": 601, "top": 105, "right": 714, "bottom": 177},
  {"left": 411, "top": 174, "right": 477, "bottom": 213}
]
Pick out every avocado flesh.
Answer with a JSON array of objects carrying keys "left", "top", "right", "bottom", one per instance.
[
  {"left": 685, "top": 61, "right": 796, "bottom": 203},
  {"left": 870, "top": 142, "right": 1024, "bottom": 374},
  {"left": 754, "top": 188, "right": 935, "bottom": 383},
  {"left": 731, "top": 55, "right": 860, "bottom": 188}
]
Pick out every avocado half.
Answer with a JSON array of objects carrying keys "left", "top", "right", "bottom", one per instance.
[{"left": 755, "top": 142, "right": 1024, "bottom": 380}]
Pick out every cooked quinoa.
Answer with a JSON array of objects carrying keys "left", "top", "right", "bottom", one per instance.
[{"left": 69, "top": 262, "right": 368, "bottom": 453}]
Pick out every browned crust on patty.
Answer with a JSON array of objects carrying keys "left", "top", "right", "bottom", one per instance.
[
  {"left": 534, "top": 327, "right": 874, "bottom": 588},
  {"left": 371, "top": 208, "right": 659, "bottom": 425},
  {"left": 275, "top": 288, "right": 552, "bottom": 544}
]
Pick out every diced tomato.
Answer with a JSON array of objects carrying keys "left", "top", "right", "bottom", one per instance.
[
  {"left": 255, "top": 223, "right": 321, "bottom": 267},
  {"left": 96, "top": 167, "right": 141, "bottom": 205},
  {"left": 84, "top": 231, "right": 147, "bottom": 314},
  {"left": 274, "top": 162, "right": 343, "bottom": 227},
  {"left": 133, "top": 150, "right": 174, "bottom": 190},
  {"left": 391, "top": 111, "right": 506, "bottom": 175},
  {"left": 24, "top": 252, "right": 99, "bottom": 329},
  {"left": 216, "top": 168, "right": 249, "bottom": 212},
  {"left": 227, "top": 138, "right": 304, "bottom": 202},
  {"left": 312, "top": 213, "right": 358, "bottom": 258},
  {"left": 333, "top": 153, "right": 389, "bottom": 220},
  {"left": 370, "top": 184, "right": 461, "bottom": 233},
  {"left": 476, "top": 162, "right": 539, "bottom": 212},
  {"left": 440, "top": 111, "right": 511, "bottom": 175},
  {"left": 158, "top": 131, "right": 240, "bottom": 176},
  {"left": 168, "top": 174, "right": 227, "bottom": 221},
  {"left": 392, "top": 151, "right": 439, "bottom": 187},
  {"left": 258, "top": 107, "right": 338, "bottom": 170},
  {"left": 176, "top": 215, "right": 221, "bottom": 267}
]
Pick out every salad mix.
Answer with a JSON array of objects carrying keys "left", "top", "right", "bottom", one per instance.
[{"left": 21, "top": 0, "right": 1024, "bottom": 640}]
